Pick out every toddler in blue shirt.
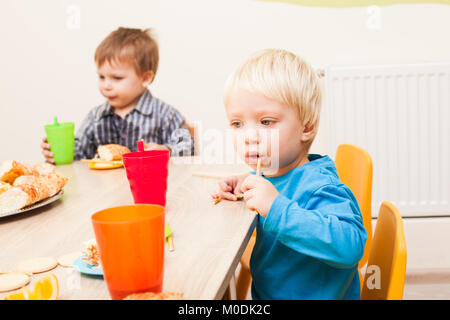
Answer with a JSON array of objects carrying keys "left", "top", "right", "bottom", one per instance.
[{"left": 212, "top": 49, "right": 367, "bottom": 299}]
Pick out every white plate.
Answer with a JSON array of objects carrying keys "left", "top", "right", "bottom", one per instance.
[{"left": 0, "top": 189, "right": 64, "bottom": 218}]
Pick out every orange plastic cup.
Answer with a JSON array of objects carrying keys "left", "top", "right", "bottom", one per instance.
[{"left": 91, "top": 204, "right": 165, "bottom": 300}]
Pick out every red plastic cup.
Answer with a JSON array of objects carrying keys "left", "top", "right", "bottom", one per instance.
[
  {"left": 122, "top": 149, "right": 170, "bottom": 207},
  {"left": 91, "top": 204, "right": 165, "bottom": 300}
]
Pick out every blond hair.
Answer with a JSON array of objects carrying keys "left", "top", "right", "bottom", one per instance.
[
  {"left": 94, "top": 27, "right": 159, "bottom": 76},
  {"left": 224, "top": 49, "right": 322, "bottom": 135}
]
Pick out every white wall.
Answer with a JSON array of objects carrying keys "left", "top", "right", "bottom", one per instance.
[
  {"left": 1, "top": 0, "right": 450, "bottom": 271},
  {"left": 1, "top": 0, "right": 449, "bottom": 163}
]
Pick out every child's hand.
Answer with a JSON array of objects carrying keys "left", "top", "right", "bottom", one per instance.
[
  {"left": 144, "top": 142, "right": 170, "bottom": 152},
  {"left": 40, "top": 137, "right": 55, "bottom": 164},
  {"left": 240, "top": 175, "right": 279, "bottom": 217},
  {"left": 211, "top": 174, "right": 247, "bottom": 201}
]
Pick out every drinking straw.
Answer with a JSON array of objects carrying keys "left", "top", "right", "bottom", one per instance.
[
  {"left": 252, "top": 157, "right": 262, "bottom": 214},
  {"left": 256, "top": 157, "right": 262, "bottom": 177},
  {"left": 167, "top": 235, "right": 174, "bottom": 252},
  {"left": 54, "top": 116, "right": 59, "bottom": 126},
  {"left": 137, "top": 139, "right": 144, "bottom": 152}
]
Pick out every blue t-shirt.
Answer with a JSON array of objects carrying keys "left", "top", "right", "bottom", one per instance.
[{"left": 250, "top": 154, "right": 367, "bottom": 300}]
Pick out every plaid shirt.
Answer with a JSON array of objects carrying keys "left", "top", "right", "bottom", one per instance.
[{"left": 74, "top": 90, "right": 194, "bottom": 159}]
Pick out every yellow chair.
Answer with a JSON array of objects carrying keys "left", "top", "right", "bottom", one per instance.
[
  {"left": 361, "top": 201, "right": 407, "bottom": 300},
  {"left": 235, "top": 235, "right": 255, "bottom": 299},
  {"left": 235, "top": 144, "right": 374, "bottom": 300},
  {"left": 335, "top": 144, "right": 373, "bottom": 270}
]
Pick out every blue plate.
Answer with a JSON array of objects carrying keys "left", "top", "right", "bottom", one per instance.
[{"left": 73, "top": 256, "right": 103, "bottom": 276}]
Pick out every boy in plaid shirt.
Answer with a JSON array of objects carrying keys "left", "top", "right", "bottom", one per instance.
[{"left": 41, "top": 27, "right": 194, "bottom": 161}]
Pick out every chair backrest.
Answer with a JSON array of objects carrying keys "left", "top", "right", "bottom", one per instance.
[
  {"left": 184, "top": 121, "right": 199, "bottom": 155},
  {"left": 335, "top": 144, "right": 373, "bottom": 269},
  {"left": 361, "top": 201, "right": 407, "bottom": 300}
]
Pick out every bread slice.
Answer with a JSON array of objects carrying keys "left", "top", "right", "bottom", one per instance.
[
  {"left": 0, "top": 185, "right": 37, "bottom": 214},
  {"left": 0, "top": 160, "right": 32, "bottom": 184},
  {"left": 97, "top": 144, "right": 130, "bottom": 161}
]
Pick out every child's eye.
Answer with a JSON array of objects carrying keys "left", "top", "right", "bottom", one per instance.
[
  {"left": 113, "top": 76, "right": 123, "bottom": 80},
  {"left": 98, "top": 75, "right": 105, "bottom": 80},
  {"left": 231, "top": 121, "right": 242, "bottom": 128},
  {"left": 261, "top": 119, "right": 273, "bottom": 126}
]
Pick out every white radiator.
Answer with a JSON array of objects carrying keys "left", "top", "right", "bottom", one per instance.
[{"left": 325, "top": 62, "right": 450, "bottom": 217}]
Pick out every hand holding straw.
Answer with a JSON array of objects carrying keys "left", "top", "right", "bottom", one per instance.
[{"left": 214, "top": 157, "right": 261, "bottom": 206}]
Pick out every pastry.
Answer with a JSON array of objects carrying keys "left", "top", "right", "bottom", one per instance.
[
  {"left": 0, "top": 169, "right": 68, "bottom": 214},
  {"left": 0, "top": 160, "right": 32, "bottom": 184},
  {"left": 0, "top": 181, "right": 11, "bottom": 195},
  {"left": 38, "top": 172, "right": 68, "bottom": 196},
  {"left": 13, "top": 175, "right": 51, "bottom": 198},
  {"left": 97, "top": 144, "right": 130, "bottom": 161},
  {"left": 0, "top": 185, "right": 43, "bottom": 214},
  {"left": 32, "top": 163, "right": 55, "bottom": 176},
  {"left": 81, "top": 240, "right": 100, "bottom": 266}
]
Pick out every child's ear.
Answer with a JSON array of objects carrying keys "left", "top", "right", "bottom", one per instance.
[
  {"left": 142, "top": 71, "right": 155, "bottom": 87},
  {"left": 300, "top": 121, "right": 317, "bottom": 142}
]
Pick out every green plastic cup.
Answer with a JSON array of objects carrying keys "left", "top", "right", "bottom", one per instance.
[{"left": 44, "top": 117, "right": 75, "bottom": 165}]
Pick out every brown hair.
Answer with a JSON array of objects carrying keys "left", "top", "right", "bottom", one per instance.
[{"left": 94, "top": 27, "right": 159, "bottom": 76}]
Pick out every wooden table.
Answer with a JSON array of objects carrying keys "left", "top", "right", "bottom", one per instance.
[{"left": 0, "top": 158, "right": 256, "bottom": 300}]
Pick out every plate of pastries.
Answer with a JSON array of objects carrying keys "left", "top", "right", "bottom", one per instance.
[{"left": 0, "top": 160, "right": 68, "bottom": 218}]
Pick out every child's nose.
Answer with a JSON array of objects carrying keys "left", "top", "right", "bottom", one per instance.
[
  {"left": 101, "top": 80, "right": 113, "bottom": 90},
  {"left": 244, "top": 129, "right": 260, "bottom": 145}
]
